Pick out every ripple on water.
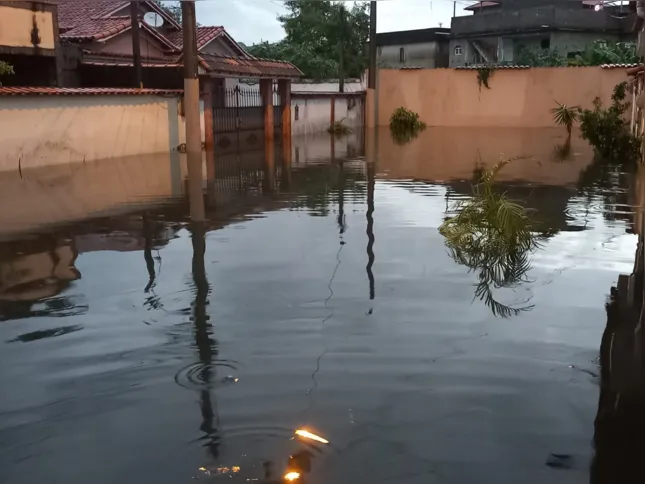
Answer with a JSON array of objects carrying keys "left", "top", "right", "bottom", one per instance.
[{"left": 174, "top": 360, "right": 241, "bottom": 390}]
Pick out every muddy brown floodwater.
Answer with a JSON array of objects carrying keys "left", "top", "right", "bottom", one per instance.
[{"left": 0, "top": 128, "right": 643, "bottom": 484}]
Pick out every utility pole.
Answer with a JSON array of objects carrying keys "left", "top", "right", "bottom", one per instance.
[
  {"left": 338, "top": 6, "right": 345, "bottom": 93},
  {"left": 182, "top": 0, "right": 201, "bottom": 155},
  {"left": 453, "top": 1, "right": 456, "bottom": 18},
  {"left": 130, "top": 1, "right": 142, "bottom": 88},
  {"left": 368, "top": 1, "right": 377, "bottom": 90},
  {"left": 182, "top": 0, "right": 205, "bottom": 221}
]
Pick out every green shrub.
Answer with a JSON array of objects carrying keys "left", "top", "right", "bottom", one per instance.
[
  {"left": 579, "top": 81, "right": 640, "bottom": 163},
  {"left": 476, "top": 66, "right": 495, "bottom": 90},
  {"left": 389, "top": 107, "right": 426, "bottom": 131},
  {"left": 328, "top": 119, "right": 352, "bottom": 135}
]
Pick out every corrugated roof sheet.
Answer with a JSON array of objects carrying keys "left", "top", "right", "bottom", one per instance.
[
  {"left": 166, "top": 27, "right": 225, "bottom": 50},
  {"left": 0, "top": 87, "right": 182, "bottom": 96},
  {"left": 199, "top": 54, "right": 303, "bottom": 78}
]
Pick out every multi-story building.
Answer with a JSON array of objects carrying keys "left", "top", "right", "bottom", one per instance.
[{"left": 450, "top": 0, "right": 636, "bottom": 67}]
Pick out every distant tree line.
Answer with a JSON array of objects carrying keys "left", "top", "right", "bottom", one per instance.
[{"left": 246, "top": 0, "right": 369, "bottom": 81}]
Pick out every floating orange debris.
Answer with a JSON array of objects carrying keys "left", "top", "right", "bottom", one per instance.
[{"left": 294, "top": 429, "right": 329, "bottom": 444}]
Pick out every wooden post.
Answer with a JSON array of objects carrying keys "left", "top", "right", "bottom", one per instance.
[
  {"left": 330, "top": 95, "right": 336, "bottom": 129},
  {"left": 130, "top": 1, "right": 142, "bottom": 88}
]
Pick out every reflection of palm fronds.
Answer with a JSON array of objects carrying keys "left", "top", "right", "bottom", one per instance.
[
  {"left": 440, "top": 158, "right": 545, "bottom": 318},
  {"left": 552, "top": 140, "right": 572, "bottom": 163}
]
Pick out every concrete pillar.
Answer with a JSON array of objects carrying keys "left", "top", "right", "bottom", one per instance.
[
  {"left": 278, "top": 79, "right": 292, "bottom": 188},
  {"left": 201, "top": 78, "right": 215, "bottom": 151},
  {"left": 330, "top": 95, "right": 336, "bottom": 129},
  {"left": 260, "top": 79, "right": 274, "bottom": 144},
  {"left": 261, "top": 78, "right": 275, "bottom": 193}
]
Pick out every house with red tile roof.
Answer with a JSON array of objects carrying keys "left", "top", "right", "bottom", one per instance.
[{"left": 0, "top": 0, "right": 301, "bottom": 88}]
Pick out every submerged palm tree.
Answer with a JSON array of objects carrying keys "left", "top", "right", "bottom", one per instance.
[
  {"left": 551, "top": 102, "right": 580, "bottom": 136},
  {"left": 440, "top": 159, "right": 547, "bottom": 318}
]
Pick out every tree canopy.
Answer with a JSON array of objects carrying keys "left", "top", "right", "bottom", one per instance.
[
  {"left": 153, "top": 1, "right": 182, "bottom": 23},
  {"left": 247, "top": 1, "right": 369, "bottom": 80}
]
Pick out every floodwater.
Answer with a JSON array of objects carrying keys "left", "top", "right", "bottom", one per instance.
[{"left": 0, "top": 128, "right": 643, "bottom": 484}]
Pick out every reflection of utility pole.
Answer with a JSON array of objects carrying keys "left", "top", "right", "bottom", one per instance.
[
  {"left": 130, "top": 1, "right": 142, "bottom": 87},
  {"left": 337, "top": 159, "right": 346, "bottom": 235},
  {"left": 142, "top": 215, "right": 156, "bottom": 292},
  {"left": 366, "top": 162, "right": 375, "bottom": 300},
  {"left": 190, "top": 222, "right": 220, "bottom": 458}
]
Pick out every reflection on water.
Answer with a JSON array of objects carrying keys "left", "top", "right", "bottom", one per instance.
[{"left": 0, "top": 128, "right": 643, "bottom": 484}]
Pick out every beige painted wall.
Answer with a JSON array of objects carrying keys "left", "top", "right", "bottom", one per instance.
[
  {"left": 377, "top": 67, "right": 628, "bottom": 128},
  {"left": 0, "top": 5, "right": 55, "bottom": 50},
  {"left": 0, "top": 94, "right": 206, "bottom": 171}
]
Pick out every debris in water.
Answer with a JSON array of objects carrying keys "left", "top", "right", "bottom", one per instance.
[
  {"left": 222, "top": 375, "right": 239, "bottom": 383},
  {"left": 546, "top": 453, "right": 573, "bottom": 469},
  {"left": 295, "top": 429, "right": 329, "bottom": 444}
]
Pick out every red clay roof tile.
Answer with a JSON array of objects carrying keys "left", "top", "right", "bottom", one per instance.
[
  {"left": 165, "top": 26, "right": 225, "bottom": 50},
  {"left": 0, "top": 87, "right": 182, "bottom": 96}
]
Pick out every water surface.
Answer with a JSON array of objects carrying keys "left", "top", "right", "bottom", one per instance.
[{"left": 0, "top": 128, "right": 640, "bottom": 484}]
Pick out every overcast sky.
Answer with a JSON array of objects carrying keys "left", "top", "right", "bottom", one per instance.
[{"left": 194, "top": 0, "right": 475, "bottom": 45}]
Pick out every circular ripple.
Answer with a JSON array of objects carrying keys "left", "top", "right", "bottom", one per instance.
[{"left": 174, "top": 360, "right": 241, "bottom": 390}]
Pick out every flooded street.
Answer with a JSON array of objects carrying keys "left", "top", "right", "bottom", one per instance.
[{"left": 0, "top": 128, "right": 641, "bottom": 484}]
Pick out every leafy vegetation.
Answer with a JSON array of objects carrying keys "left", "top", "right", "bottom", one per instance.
[
  {"left": 0, "top": 61, "right": 13, "bottom": 86},
  {"left": 579, "top": 81, "right": 640, "bottom": 162},
  {"left": 476, "top": 66, "right": 495, "bottom": 91},
  {"left": 389, "top": 107, "right": 426, "bottom": 131},
  {"left": 153, "top": 1, "right": 182, "bottom": 23},
  {"left": 328, "top": 119, "right": 352, "bottom": 135},
  {"left": 551, "top": 102, "right": 580, "bottom": 136},
  {"left": 439, "top": 159, "right": 546, "bottom": 318},
  {"left": 389, "top": 107, "right": 426, "bottom": 144},
  {"left": 515, "top": 41, "right": 639, "bottom": 67},
  {"left": 246, "top": 1, "right": 368, "bottom": 80}
]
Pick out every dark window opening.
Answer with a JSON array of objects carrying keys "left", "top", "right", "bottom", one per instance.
[
  {"left": 399, "top": 47, "right": 406, "bottom": 63},
  {"left": 540, "top": 38, "right": 550, "bottom": 49}
]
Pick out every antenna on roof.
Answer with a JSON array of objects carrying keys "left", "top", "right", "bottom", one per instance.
[{"left": 143, "top": 12, "right": 164, "bottom": 28}]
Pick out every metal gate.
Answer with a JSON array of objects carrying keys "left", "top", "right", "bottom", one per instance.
[{"left": 213, "top": 84, "right": 282, "bottom": 157}]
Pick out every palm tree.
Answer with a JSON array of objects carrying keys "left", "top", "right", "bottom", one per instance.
[{"left": 551, "top": 102, "right": 580, "bottom": 136}]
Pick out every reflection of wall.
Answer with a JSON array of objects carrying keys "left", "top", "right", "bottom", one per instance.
[
  {"left": 378, "top": 66, "right": 628, "bottom": 127},
  {"left": 377, "top": 127, "right": 594, "bottom": 185},
  {"left": 0, "top": 245, "right": 79, "bottom": 302},
  {"left": 0, "top": 93, "right": 204, "bottom": 171},
  {"left": 291, "top": 131, "right": 364, "bottom": 163},
  {"left": 0, "top": 153, "right": 189, "bottom": 239}
]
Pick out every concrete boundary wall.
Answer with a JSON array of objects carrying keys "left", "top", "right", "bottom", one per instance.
[
  {"left": 292, "top": 92, "right": 365, "bottom": 136},
  {"left": 377, "top": 67, "right": 629, "bottom": 128},
  {"left": 0, "top": 93, "right": 205, "bottom": 171}
]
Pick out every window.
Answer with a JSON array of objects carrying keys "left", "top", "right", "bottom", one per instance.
[
  {"left": 540, "top": 38, "right": 550, "bottom": 49},
  {"left": 378, "top": 46, "right": 383, "bottom": 56},
  {"left": 454, "top": 45, "right": 463, "bottom": 56},
  {"left": 399, "top": 47, "right": 406, "bottom": 63}
]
